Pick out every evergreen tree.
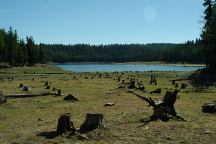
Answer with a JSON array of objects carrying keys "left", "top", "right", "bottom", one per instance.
[
  {"left": 203, "top": 0, "right": 213, "bottom": 28},
  {"left": 0, "top": 29, "right": 6, "bottom": 62},
  {"left": 202, "top": 0, "right": 216, "bottom": 70},
  {"left": 26, "top": 36, "right": 36, "bottom": 66}
]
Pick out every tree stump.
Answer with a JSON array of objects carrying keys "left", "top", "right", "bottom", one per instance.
[
  {"left": 153, "top": 77, "right": 157, "bottom": 85},
  {"left": 175, "top": 83, "right": 179, "bottom": 88},
  {"left": 202, "top": 102, "right": 216, "bottom": 113},
  {"left": 63, "top": 94, "right": 78, "bottom": 102},
  {"left": 57, "top": 89, "right": 62, "bottom": 96},
  {"left": 117, "top": 76, "right": 121, "bottom": 82},
  {"left": 181, "top": 83, "right": 188, "bottom": 89},
  {"left": 172, "top": 80, "right": 176, "bottom": 85},
  {"left": 128, "top": 79, "right": 135, "bottom": 89},
  {"left": 149, "top": 75, "right": 157, "bottom": 85},
  {"left": 19, "top": 83, "right": 24, "bottom": 88},
  {"left": 56, "top": 114, "right": 76, "bottom": 135},
  {"left": 22, "top": 86, "right": 31, "bottom": 91},
  {"left": 79, "top": 113, "right": 104, "bottom": 133},
  {"left": 44, "top": 81, "right": 49, "bottom": 86},
  {"left": 46, "top": 85, "right": 50, "bottom": 89},
  {"left": 0, "top": 92, "right": 7, "bottom": 104}
]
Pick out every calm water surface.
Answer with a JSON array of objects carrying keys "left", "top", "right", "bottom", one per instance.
[{"left": 56, "top": 63, "right": 205, "bottom": 72}]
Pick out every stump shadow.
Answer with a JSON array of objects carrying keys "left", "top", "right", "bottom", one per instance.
[{"left": 36, "top": 131, "right": 60, "bottom": 139}]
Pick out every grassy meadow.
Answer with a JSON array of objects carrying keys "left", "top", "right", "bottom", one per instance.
[{"left": 0, "top": 65, "right": 216, "bottom": 144}]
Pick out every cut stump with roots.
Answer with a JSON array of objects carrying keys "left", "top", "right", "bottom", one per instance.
[{"left": 79, "top": 113, "right": 104, "bottom": 133}]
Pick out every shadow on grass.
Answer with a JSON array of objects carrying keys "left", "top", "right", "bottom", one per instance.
[
  {"left": 189, "top": 68, "right": 216, "bottom": 88},
  {"left": 138, "top": 116, "right": 169, "bottom": 127},
  {"left": 36, "top": 131, "right": 60, "bottom": 139}
]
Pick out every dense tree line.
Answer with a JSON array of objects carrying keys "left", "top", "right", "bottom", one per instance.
[
  {"left": 0, "top": 27, "right": 204, "bottom": 65},
  {"left": 0, "top": 27, "right": 43, "bottom": 66},
  {"left": 41, "top": 41, "right": 204, "bottom": 64},
  {"left": 202, "top": 0, "right": 216, "bottom": 71}
]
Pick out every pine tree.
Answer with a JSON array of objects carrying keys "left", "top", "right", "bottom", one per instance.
[
  {"left": 26, "top": 36, "right": 36, "bottom": 66},
  {"left": 0, "top": 29, "right": 6, "bottom": 62},
  {"left": 203, "top": 0, "right": 213, "bottom": 28},
  {"left": 201, "top": 0, "right": 216, "bottom": 69}
]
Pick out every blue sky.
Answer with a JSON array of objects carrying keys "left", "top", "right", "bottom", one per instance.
[{"left": 0, "top": 0, "right": 204, "bottom": 44}]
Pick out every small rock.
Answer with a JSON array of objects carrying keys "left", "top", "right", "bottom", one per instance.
[{"left": 106, "top": 91, "right": 112, "bottom": 94}]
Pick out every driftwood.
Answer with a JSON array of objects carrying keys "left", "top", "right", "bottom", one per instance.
[
  {"left": 104, "top": 103, "right": 115, "bottom": 106},
  {"left": 79, "top": 113, "right": 104, "bottom": 133},
  {"left": 129, "top": 90, "right": 186, "bottom": 121}
]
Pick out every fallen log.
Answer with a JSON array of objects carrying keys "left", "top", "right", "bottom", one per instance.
[{"left": 5, "top": 92, "right": 62, "bottom": 99}]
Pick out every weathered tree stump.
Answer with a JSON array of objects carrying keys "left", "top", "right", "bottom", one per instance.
[
  {"left": 172, "top": 80, "right": 176, "bottom": 85},
  {"left": 44, "top": 81, "right": 49, "bottom": 86},
  {"left": 0, "top": 92, "right": 7, "bottom": 104},
  {"left": 149, "top": 75, "right": 157, "bottom": 85},
  {"left": 79, "top": 113, "right": 104, "bottom": 133},
  {"left": 128, "top": 79, "right": 135, "bottom": 89},
  {"left": 63, "top": 94, "right": 78, "bottom": 102},
  {"left": 137, "top": 81, "right": 145, "bottom": 90},
  {"left": 139, "top": 84, "right": 145, "bottom": 90},
  {"left": 22, "top": 86, "right": 31, "bottom": 91},
  {"left": 121, "top": 80, "right": 125, "bottom": 84},
  {"left": 153, "top": 77, "right": 157, "bottom": 85},
  {"left": 129, "top": 89, "right": 186, "bottom": 123},
  {"left": 181, "top": 83, "right": 188, "bottom": 89},
  {"left": 56, "top": 114, "right": 76, "bottom": 135},
  {"left": 175, "top": 83, "right": 179, "bottom": 88},
  {"left": 117, "top": 76, "right": 121, "bottom": 82},
  {"left": 202, "top": 102, "right": 216, "bottom": 113},
  {"left": 57, "top": 89, "right": 62, "bottom": 96},
  {"left": 19, "top": 83, "right": 24, "bottom": 88}
]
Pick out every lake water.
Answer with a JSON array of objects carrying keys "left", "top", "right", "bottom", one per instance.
[{"left": 56, "top": 63, "right": 205, "bottom": 72}]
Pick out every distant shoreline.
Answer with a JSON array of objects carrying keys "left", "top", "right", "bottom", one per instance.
[{"left": 49, "top": 61, "right": 205, "bottom": 67}]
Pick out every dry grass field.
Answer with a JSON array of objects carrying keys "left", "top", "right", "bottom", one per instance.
[{"left": 0, "top": 65, "right": 216, "bottom": 144}]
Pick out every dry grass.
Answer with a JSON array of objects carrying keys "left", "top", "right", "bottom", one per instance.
[{"left": 0, "top": 65, "right": 216, "bottom": 144}]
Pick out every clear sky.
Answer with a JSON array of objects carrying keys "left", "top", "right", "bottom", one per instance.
[{"left": 0, "top": 0, "right": 204, "bottom": 44}]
